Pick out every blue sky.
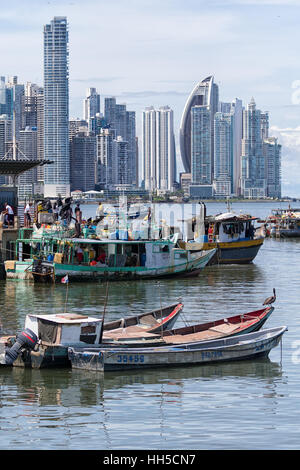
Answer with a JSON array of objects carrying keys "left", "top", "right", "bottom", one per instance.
[{"left": 1, "top": 0, "right": 300, "bottom": 195}]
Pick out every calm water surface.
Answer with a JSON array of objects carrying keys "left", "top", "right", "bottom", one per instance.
[{"left": 0, "top": 201, "right": 299, "bottom": 450}]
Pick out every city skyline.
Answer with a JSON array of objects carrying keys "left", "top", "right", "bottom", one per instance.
[{"left": 0, "top": 0, "right": 299, "bottom": 195}]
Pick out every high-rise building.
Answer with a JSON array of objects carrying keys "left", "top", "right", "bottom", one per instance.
[
  {"left": 69, "top": 118, "right": 88, "bottom": 141},
  {"left": 230, "top": 98, "right": 243, "bottom": 196},
  {"left": 36, "top": 90, "right": 44, "bottom": 186},
  {"left": 142, "top": 106, "right": 176, "bottom": 192},
  {"left": 180, "top": 76, "right": 219, "bottom": 175},
  {"left": 263, "top": 137, "right": 281, "bottom": 198},
  {"left": 0, "top": 115, "right": 12, "bottom": 185},
  {"left": 213, "top": 112, "right": 233, "bottom": 197},
  {"left": 96, "top": 128, "right": 114, "bottom": 188},
  {"left": 70, "top": 132, "right": 97, "bottom": 192},
  {"left": 191, "top": 106, "right": 211, "bottom": 185},
  {"left": 7, "top": 77, "right": 24, "bottom": 142},
  {"left": 104, "top": 97, "right": 136, "bottom": 185},
  {"left": 43, "top": 16, "right": 69, "bottom": 198},
  {"left": 22, "top": 82, "right": 43, "bottom": 129},
  {"left": 18, "top": 127, "right": 38, "bottom": 200},
  {"left": 126, "top": 110, "right": 137, "bottom": 186},
  {"left": 112, "top": 136, "right": 129, "bottom": 186},
  {"left": 240, "top": 97, "right": 266, "bottom": 198},
  {"left": 83, "top": 87, "right": 100, "bottom": 131}
]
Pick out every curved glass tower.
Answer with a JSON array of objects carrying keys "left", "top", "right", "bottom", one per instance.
[{"left": 179, "top": 76, "right": 218, "bottom": 174}]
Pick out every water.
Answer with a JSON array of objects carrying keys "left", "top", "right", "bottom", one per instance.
[{"left": 0, "top": 201, "right": 299, "bottom": 450}]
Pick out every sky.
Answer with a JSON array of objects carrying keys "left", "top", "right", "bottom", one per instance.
[{"left": 1, "top": 0, "right": 300, "bottom": 195}]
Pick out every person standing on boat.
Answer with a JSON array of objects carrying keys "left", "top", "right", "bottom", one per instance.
[
  {"left": 3, "top": 203, "right": 14, "bottom": 227},
  {"left": 75, "top": 204, "right": 82, "bottom": 224},
  {"left": 52, "top": 202, "right": 58, "bottom": 221},
  {"left": 24, "top": 202, "right": 32, "bottom": 228},
  {"left": 76, "top": 246, "right": 83, "bottom": 264}
]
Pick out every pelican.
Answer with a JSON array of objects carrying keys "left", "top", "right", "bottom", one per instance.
[{"left": 263, "top": 288, "right": 276, "bottom": 305}]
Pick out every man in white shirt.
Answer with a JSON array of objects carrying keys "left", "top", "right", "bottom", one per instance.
[
  {"left": 24, "top": 202, "right": 32, "bottom": 228},
  {"left": 3, "top": 202, "right": 14, "bottom": 227}
]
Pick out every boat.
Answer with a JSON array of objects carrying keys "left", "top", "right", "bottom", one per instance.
[
  {"left": 67, "top": 326, "right": 288, "bottom": 372},
  {"left": 103, "top": 305, "right": 275, "bottom": 344},
  {"left": 179, "top": 208, "right": 264, "bottom": 265},
  {"left": 0, "top": 302, "right": 183, "bottom": 369},
  {"left": 267, "top": 207, "right": 300, "bottom": 238},
  {"left": 5, "top": 233, "right": 216, "bottom": 282},
  {"left": 103, "top": 302, "right": 183, "bottom": 337}
]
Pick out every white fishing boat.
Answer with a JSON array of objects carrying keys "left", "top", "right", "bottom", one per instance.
[{"left": 0, "top": 302, "right": 183, "bottom": 368}]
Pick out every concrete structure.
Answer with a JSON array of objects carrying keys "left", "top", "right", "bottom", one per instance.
[{"left": 43, "top": 16, "right": 69, "bottom": 198}]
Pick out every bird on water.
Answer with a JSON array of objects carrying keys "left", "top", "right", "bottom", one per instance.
[{"left": 263, "top": 288, "right": 276, "bottom": 305}]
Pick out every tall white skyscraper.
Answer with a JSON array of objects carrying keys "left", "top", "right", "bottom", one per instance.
[
  {"left": 230, "top": 98, "right": 243, "bottom": 196},
  {"left": 43, "top": 16, "right": 69, "bottom": 198},
  {"left": 143, "top": 106, "right": 175, "bottom": 192},
  {"left": 213, "top": 112, "right": 233, "bottom": 197}
]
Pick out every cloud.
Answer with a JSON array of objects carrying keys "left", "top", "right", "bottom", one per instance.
[
  {"left": 270, "top": 125, "right": 300, "bottom": 196},
  {"left": 117, "top": 90, "right": 188, "bottom": 99},
  {"left": 71, "top": 77, "right": 124, "bottom": 83}
]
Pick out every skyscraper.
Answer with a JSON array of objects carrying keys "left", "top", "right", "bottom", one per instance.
[
  {"left": 240, "top": 97, "right": 266, "bottom": 198},
  {"left": 43, "top": 16, "right": 69, "bottom": 198},
  {"left": 96, "top": 128, "right": 114, "bottom": 188},
  {"left": 180, "top": 76, "right": 219, "bottom": 174},
  {"left": 18, "top": 127, "right": 38, "bottom": 200},
  {"left": 263, "top": 137, "right": 281, "bottom": 198},
  {"left": 104, "top": 97, "right": 136, "bottom": 185},
  {"left": 83, "top": 87, "right": 100, "bottom": 131},
  {"left": 230, "top": 98, "right": 243, "bottom": 196},
  {"left": 70, "top": 132, "right": 97, "bottom": 192},
  {"left": 191, "top": 106, "right": 211, "bottom": 185},
  {"left": 213, "top": 112, "right": 233, "bottom": 197},
  {"left": 143, "top": 106, "right": 176, "bottom": 192}
]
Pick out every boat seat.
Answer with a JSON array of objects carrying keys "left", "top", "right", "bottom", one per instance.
[
  {"left": 208, "top": 323, "right": 240, "bottom": 334},
  {"left": 139, "top": 314, "right": 158, "bottom": 326}
]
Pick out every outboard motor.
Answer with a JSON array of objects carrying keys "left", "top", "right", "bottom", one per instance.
[{"left": 5, "top": 329, "right": 38, "bottom": 366}]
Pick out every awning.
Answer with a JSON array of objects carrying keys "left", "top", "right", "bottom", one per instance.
[{"left": 0, "top": 159, "right": 53, "bottom": 176}]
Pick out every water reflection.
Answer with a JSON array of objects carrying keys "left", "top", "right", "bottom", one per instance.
[{"left": 0, "top": 357, "right": 283, "bottom": 408}]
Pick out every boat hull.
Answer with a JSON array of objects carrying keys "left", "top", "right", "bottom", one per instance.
[
  {"left": 270, "top": 228, "right": 300, "bottom": 238},
  {"left": 5, "top": 249, "right": 216, "bottom": 282},
  {"left": 179, "top": 239, "right": 263, "bottom": 265},
  {"left": 68, "top": 326, "right": 287, "bottom": 372}
]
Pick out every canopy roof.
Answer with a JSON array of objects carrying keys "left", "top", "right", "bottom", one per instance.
[{"left": 0, "top": 159, "right": 53, "bottom": 176}]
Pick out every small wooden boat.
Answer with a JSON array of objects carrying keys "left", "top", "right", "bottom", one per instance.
[
  {"left": 102, "top": 302, "right": 183, "bottom": 338},
  {"left": 102, "top": 305, "right": 274, "bottom": 344},
  {"left": 0, "top": 302, "right": 183, "bottom": 369},
  {"left": 68, "top": 326, "right": 288, "bottom": 372}
]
